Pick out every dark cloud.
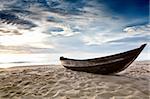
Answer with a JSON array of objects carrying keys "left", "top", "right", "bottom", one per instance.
[
  {"left": 0, "top": 10, "right": 37, "bottom": 29},
  {"left": 1, "top": 0, "right": 87, "bottom": 15},
  {"left": 2, "top": 9, "right": 36, "bottom": 17},
  {"left": 1, "top": 0, "right": 149, "bottom": 17},
  {"left": 46, "top": 16, "right": 63, "bottom": 23},
  {"left": 48, "top": 27, "right": 64, "bottom": 32}
]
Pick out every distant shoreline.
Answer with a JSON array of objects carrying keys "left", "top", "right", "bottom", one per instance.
[{"left": 0, "top": 60, "right": 149, "bottom": 68}]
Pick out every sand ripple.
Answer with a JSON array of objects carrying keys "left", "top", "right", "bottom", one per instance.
[{"left": 0, "top": 61, "right": 149, "bottom": 99}]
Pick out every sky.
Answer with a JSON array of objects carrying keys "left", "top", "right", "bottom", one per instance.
[{"left": 0, "top": 0, "right": 149, "bottom": 66}]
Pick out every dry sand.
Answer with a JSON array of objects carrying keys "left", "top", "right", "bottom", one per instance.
[{"left": 0, "top": 61, "right": 149, "bottom": 99}]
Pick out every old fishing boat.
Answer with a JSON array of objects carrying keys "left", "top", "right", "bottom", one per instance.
[{"left": 60, "top": 44, "right": 146, "bottom": 74}]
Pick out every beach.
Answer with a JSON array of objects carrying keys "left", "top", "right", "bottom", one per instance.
[{"left": 0, "top": 61, "right": 149, "bottom": 99}]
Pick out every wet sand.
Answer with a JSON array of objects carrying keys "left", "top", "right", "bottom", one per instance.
[{"left": 0, "top": 61, "right": 149, "bottom": 99}]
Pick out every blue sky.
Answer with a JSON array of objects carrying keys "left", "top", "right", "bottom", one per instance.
[{"left": 0, "top": 0, "right": 149, "bottom": 65}]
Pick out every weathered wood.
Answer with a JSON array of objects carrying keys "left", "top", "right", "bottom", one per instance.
[{"left": 60, "top": 44, "right": 146, "bottom": 74}]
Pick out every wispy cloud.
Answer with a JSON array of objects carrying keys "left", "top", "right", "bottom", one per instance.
[
  {"left": 0, "top": 0, "right": 149, "bottom": 63},
  {"left": 44, "top": 24, "right": 80, "bottom": 37},
  {"left": 123, "top": 24, "right": 150, "bottom": 34}
]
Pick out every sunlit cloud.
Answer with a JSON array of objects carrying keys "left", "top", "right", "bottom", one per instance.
[
  {"left": 82, "top": 34, "right": 125, "bottom": 45},
  {"left": 108, "top": 34, "right": 148, "bottom": 45},
  {"left": 0, "top": 32, "right": 45, "bottom": 46},
  {"left": 123, "top": 24, "right": 150, "bottom": 34},
  {"left": 0, "top": 27, "right": 22, "bottom": 36},
  {"left": 0, "top": 24, "right": 49, "bottom": 48}
]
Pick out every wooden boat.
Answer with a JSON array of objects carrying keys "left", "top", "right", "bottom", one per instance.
[{"left": 60, "top": 44, "right": 146, "bottom": 74}]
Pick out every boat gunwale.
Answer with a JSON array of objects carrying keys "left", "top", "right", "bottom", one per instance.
[{"left": 60, "top": 44, "right": 146, "bottom": 62}]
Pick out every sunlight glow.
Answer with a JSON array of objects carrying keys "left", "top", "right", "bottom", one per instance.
[{"left": 0, "top": 27, "right": 48, "bottom": 46}]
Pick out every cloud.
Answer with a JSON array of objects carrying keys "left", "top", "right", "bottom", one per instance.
[
  {"left": 0, "top": 10, "right": 37, "bottom": 30},
  {"left": 0, "top": 26, "right": 48, "bottom": 46},
  {"left": 46, "top": 16, "right": 63, "bottom": 23},
  {"left": 1, "top": 0, "right": 87, "bottom": 15},
  {"left": 0, "top": 28, "right": 22, "bottom": 36},
  {"left": 108, "top": 34, "right": 149, "bottom": 45},
  {"left": 82, "top": 23, "right": 149, "bottom": 45},
  {"left": 82, "top": 34, "right": 124, "bottom": 45},
  {"left": 123, "top": 24, "right": 150, "bottom": 34},
  {"left": 44, "top": 24, "right": 80, "bottom": 37},
  {"left": 0, "top": 0, "right": 149, "bottom": 62}
]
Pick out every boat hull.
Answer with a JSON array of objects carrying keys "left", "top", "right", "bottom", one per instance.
[{"left": 60, "top": 44, "right": 146, "bottom": 74}]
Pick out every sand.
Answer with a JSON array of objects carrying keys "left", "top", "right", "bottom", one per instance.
[{"left": 0, "top": 61, "right": 149, "bottom": 99}]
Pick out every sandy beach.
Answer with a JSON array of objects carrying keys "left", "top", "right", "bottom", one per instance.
[{"left": 0, "top": 61, "right": 149, "bottom": 99}]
